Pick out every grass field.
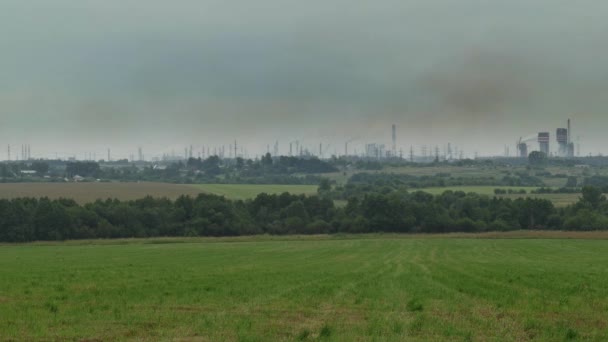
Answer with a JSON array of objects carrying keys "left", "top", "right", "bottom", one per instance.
[
  {"left": 190, "top": 184, "right": 318, "bottom": 200},
  {"left": 2, "top": 234, "right": 608, "bottom": 340},
  {"left": 0, "top": 182, "right": 317, "bottom": 203}
]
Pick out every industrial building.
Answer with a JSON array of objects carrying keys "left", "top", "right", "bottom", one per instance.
[
  {"left": 538, "top": 132, "right": 550, "bottom": 155},
  {"left": 517, "top": 119, "right": 576, "bottom": 158},
  {"left": 365, "top": 143, "right": 386, "bottom": 159}
]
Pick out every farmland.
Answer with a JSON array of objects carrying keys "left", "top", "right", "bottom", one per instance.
[
  {"left": 2, "top": 234, "right": 608, "bottom": 340},
  {"left": 0, "top": 182, "right": 317, "bottom": 204},
  {"left": 0, "top": 179, "right": 586, "bottom": 208},
  {"left": 0, "top": 182, "right": 203, "bottom": 203}
]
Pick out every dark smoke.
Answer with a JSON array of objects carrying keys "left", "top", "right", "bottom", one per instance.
[{"left": 419, "top": 50, "right": 534, "bottom": 117}]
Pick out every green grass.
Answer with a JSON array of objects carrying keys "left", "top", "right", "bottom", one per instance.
[
  {"left": 2, "top": 234, "right": 608, "bottom": 340},
  {"left": 190, "top": 183, "right": 318, "bottom": 200}
]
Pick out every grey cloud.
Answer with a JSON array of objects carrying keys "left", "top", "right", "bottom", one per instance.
[{"left": 1, "top": 1, "right": 608, "bottom": 157}]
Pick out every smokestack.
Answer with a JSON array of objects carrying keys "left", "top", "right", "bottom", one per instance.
[
  {"left": 567, "top": 118, "right": 571, "bottom": 145},
  {"left": 391, "top": 124, "right": 396, "bottom": 157},
  {"left": 538, "top": 132, "right": 550, "bottom": 155}
]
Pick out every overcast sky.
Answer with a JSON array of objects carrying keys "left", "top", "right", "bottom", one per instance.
[{"left": 1, "top": 1, "right": 607, "bottom": 159}]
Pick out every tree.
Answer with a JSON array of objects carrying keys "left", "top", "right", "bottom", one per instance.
[
  {"left": 66, "top": 162, "right": 101, "bottom": 178},
  {"left": 201, "top": 156, "right": 221, "bottom": 176},
  {"left": 565, "top": 176, "right": 578, "bottom": 188},
  {"left": 528, "top": 151, "right": 547, "bottom": 167},
  {"left": 261, "top": 153, "right": 273, "bottom": 167},
  {"left": 281, "top": 200, "right": 310, "bottom": 223},
  {"left": 318, "top": 179, "right": 331, "bottom": 195},
  {"left": 31, "top": 162, "right": 50, "bottom": 175},
  {"left": 581, "top": 186, "right": 605, "bottom": 209},
  {"left": 236, "top": 157, "right": 245, "bottom": 170}
]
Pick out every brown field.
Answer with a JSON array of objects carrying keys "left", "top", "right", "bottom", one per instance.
[
  {"left": 0, "top": 182, "right": 203, "bottom": 204},
  {"left": 0, "top": 182, "right": 318, "bottom": 204}
]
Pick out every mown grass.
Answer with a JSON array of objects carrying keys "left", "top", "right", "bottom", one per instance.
[
  {"left": 189, "top": 183, "right": 318, "bottom": 200},
  {"left": 1, "top": 234, "right": 608, "bottom": 340}
]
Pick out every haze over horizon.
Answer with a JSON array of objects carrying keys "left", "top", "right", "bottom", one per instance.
[{"left": 2, "top": 1, "right": 607, "bottom": 159}]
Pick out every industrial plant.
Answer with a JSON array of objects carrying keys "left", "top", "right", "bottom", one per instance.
[
  {"left": 517, "top": 119, "right": 576, "bottom": 158},
  {"left": 1, "top": 120, "right": 586, "bottom": 164}
]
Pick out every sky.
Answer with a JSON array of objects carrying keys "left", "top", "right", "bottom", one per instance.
[{"left": 1, "top": 1, "right": 607, "bottom": 160}]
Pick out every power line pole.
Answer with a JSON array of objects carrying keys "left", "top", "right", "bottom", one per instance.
[{"left": 391, "top": 124, "right": 397, "bottom": 157}]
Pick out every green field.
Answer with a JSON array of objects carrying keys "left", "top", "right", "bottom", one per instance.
[
  {"left": 191, "top": 184, "right": 318, "bottom": 200},
  {"left": 2, "top": 234, "right": 608, "bottom": 340}
]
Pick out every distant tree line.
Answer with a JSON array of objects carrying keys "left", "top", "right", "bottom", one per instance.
[
  {"left": 1, "top": 186, "right": 608, "bottom": 242},
  {"left": 327, "top": 172, "right": 545, "bottom": 200},
  {"left": 348, "top": 172, "right": 545, "bottom": 188},
  {"left": 583, "top": 176, "right": 608, "bottom": 192},
  {"left": 530, "top": 187, "right": 581, "bottom": 194},
  {"left": 0, "top": 155, "right": 337, "bottom": 185},
  {"left": 493, "top": 189, "right": 528, "bottom": 195}
]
